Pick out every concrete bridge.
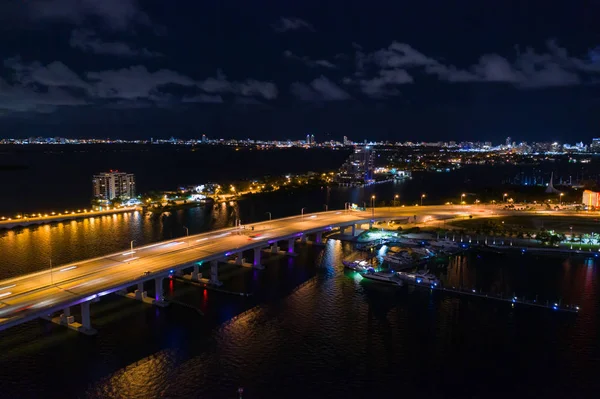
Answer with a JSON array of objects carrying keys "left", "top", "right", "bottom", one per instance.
[{"left": 0, "top": 206, "right": 499, "bottom": 335}]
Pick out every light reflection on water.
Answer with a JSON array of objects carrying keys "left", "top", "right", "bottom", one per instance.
[{"left": 0, "top": 211, "right": 598, "bottom": 397}]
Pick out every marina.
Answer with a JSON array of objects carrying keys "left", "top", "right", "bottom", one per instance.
[{"left": 346, "top": 235, "right": 580, "bottom": 314}]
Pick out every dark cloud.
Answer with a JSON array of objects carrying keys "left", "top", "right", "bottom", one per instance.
[
  {"left": 69, "top": 29, "right": 162, "bottom": 57},
  {"left": 4, "top": 57, "right": 90, "bottom": 90},
  {"left": 283, "top": 50, "right": 336, "bottom": 69},
  {"left": 86, "top": 66, "right": 197, "bottom": 100},
  {"left": 26, "top": 0, "right": 149, "bottom": 30},
  {"left": 0, "top": 77, "right": 87, "bottom": 112},
  {"left": 355, "top": 40, "right": 598, "bottom": 89},
  {"left": 198, "top": 71, "right": 278, "bottom": 100},
  {"left": 272, "top": 17, "right": 315, "bottom": 33},
  {"left": 291, "top": 76, "right": 350, "bottom": 102},
  {"left": 182, "top": 94, "right": 223, "bottom": 104},
  {"left": 0, "top": 58, "right": 278, "bottom": 114},
  {"left": 358, "top": 69, "right": 413, "bottom": 98}
]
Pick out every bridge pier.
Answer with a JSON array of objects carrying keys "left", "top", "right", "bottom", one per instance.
[
  {"left": 352, "top": 225, "right": 356, "bottom": 236},
  {"left": 80, "top": 301, "right": 96, "bottom": 335},
  {"left": 339, "top": 226, "right": 346, "bottom": 235},
  {"left": 253, "top": 247, "right": 265, "bottom": 269},
  {"left": 270, "top": 243, "right": 280, "bottom": 253},
  {"left": 209, "top": 260, "right": 222, "bottom": 286},
  {"left": 235, "top": 252, "right": 244, "bottom": 265},
  {"left": 134, "top": 282, "right": 147, "bottom": 300},
  {"left": 300, "top": 234, "right": 307, "bottom": 243},
  {"left": 191, "top": 265, "right": 202, "bottom": 281},
  {"left": 59, "top": 307, "right": 74, "bottom": 325},
  {"left": 315, "top": 232, "right": 323, "bottom": 244},
  {"left": 287, "top": 238, "right": 298, "bottom": 256},
  {"left": 153, "top": 277, "right": 168, "bottom": 307}
]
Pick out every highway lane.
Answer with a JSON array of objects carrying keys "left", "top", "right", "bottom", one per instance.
[
  {"left": 0, "top": 210, "right": 379, "bottom": 326},
  {"left": 0, "top": 205, "right": 582, "bottom": 330}
]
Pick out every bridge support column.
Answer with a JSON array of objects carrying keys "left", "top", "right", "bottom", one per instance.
[
  {"left": 270, "top": 242, "right": 280, "bottom": 253},
  {"left": 191, "top": 265, "right": 202, "bottom": 281},
  {"left": 59, "top": 307, "right": 74, "bottom": 325},
  {"left": 80, "top": 301, "right": 97, "bottom": 335},
  {"left": 300, "top": 234, "right": 307, "bottom": 243},
  {"left": 340, "top": 226, "right": 346, "bottom": 235},
  {"left": 153, "top": 277, "right": 168, "bottom": 307},
  {"left": 351, "top": 225, "right": 356, "bottom": 236},
  {"left": 288, "top": 238, "right": 295, "bottom": 254},
  {"left": 315, "top": 232, "right": 323, "bottom": 244},
  {"left": 209, "top": 260, "right": 222, "bottom": 286},
  {"left": 253, "top": 247, "right": 265, "bottom": 269},
  {"left": 236, "top": 252, "right": 244, "bottom": 265},
  {"left": 135, "top": 282, "right": 147, "bottom": 300}
]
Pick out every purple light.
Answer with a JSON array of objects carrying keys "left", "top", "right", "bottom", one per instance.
[
  {"left": 225, "top": 252, "right": 231, "bottom": 256},
  {"left": 296, "top": 233, "right": 303, "bottom": 237}
]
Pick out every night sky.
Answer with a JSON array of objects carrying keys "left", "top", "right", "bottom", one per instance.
[{"left": 0, "top": 0, "right": 599, "bottom": 142}]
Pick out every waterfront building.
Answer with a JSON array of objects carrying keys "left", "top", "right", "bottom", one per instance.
[
  {"left": 583, "top": 190, "right": 600, "bottom": 208},
  {"left": 93, "top": 171, "right": 136, "bottom": 200},
  {"left": 336, "top": 145, "right": 375, "bottom": 185}
]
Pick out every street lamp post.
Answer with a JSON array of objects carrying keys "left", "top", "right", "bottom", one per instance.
[
  {"left": 421, "top": 194, "right": 426, "bottom": 206},
  {"left": 301, "top": 207, "right": 306, "bottom": 219},
  {"left": 324, "top": 204, "right": 328, "bottom": 212},
  {"left": 570, "top": 226, "right": 573, "bottom": 249},
  {"left": 559, "top": 193, "right": 564, "bottom": 205},
  {"left": 503, "top": 193, "right": 508, "bottom": 203},
  {"left": 344, "top": 202, "right": 350, "bottom": 212},
  {"left": 266, "top": 212, "right": 271, "bottom": 221},
  {"left": 461, "top": 193, "right": 466, "bottom": 205},
  {"left": 130, "top": 240, "right": 134, "bottom": 253},
  {"left": 49, "top": 258, "right": 53, "bottom": 285},
  {"left": 394, "top": 194, "right": 399, "bottom": 207},
  {"left": 371, "top": 195, "right": 376, "bottom": 219},
  {"left": 183, "top": 226, "right": 189, "bottom": 246}
]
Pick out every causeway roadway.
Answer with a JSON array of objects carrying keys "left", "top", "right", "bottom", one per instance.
[{"left": 0, "top": 205, "right": 578, "bottom": 334}]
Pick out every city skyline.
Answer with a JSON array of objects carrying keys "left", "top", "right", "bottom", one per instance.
[{"left": 0, "top": 1, "right": 598, "bottom": 141}]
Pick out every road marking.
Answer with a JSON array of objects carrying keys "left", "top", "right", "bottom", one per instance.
[
  {"left": 59, "top": 266, "right": 77, "bottom": 272},
  {"left": 196, "top": 238, "right": 208, "bottom": 242},
  {"left": 124, "top": 257, "right": 139, "bottom": 262},
  {"left": 0, "top": 284, "right": 16, "bottom": 291},
  {"left": 0, "top": 292, "right": 12, "bottom": 298},
  {"left": 122, "top": 251, "right": 136, "bottom": 256}
]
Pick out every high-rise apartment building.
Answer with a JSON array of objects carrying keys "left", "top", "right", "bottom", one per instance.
[{"left": 93, "top": 171, "right": 136, "bottom": 200}]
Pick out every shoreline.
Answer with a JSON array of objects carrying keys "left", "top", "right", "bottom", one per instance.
[{"left": 0, "top": 207, "right": 142, "bottom": 230}]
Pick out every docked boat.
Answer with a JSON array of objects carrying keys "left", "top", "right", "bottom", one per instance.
[
  {"left": 396, "top": 270, "right": 440, "bottom": 286},
  {"left": 342, "top": 259, "right": 371, "bottom": 272},
  {"left": 383, "top": 253, "right": 413, "bottom": 268},
  {"left": 361, "top": 270, "right": 404, "bottom": 286}
]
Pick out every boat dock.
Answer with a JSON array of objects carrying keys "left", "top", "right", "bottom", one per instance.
[{"left": 404, "top": 279, "right": 579, "bottom": 313}]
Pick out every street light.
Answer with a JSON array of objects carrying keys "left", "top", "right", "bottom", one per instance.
[
  {"left": 301, "top": 207, "right": 306, "bottom": 219},
  {"left": 371, "top": 195, "right": 376, "bottom": 218},
  {"left": 503, "top": 193, "right": 508, "bottom": 203},
  {"left": 324, "top": 204, "right": 328, "bottom": 212},
  {"left": 265, "top": 212, "right": 271, "bottom": 221},
  {"left": 570, "top": 226, "right": 573, "bottom": 249},
  {"left": 130, "top": 240, "right": 135, "bottom": 253},
  {"left": 421, "top": 193, "right": 426, "bottom": 206},
  {"left": 394, "top": 194, "right": 399, "bottom": 207},
  {"left": 461, "top": 193, "right": 466, "bottom": 204},
  {"left": 559, "top": 193, "right": 564, "bottom": 205}
]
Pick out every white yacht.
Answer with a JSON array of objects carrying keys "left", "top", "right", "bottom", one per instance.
[
  {"left": 361, "top": 270, "right": 404, "bottom": 286},
  {"left": 342, "top": 259, "right": 371, "bottom": 272}
]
